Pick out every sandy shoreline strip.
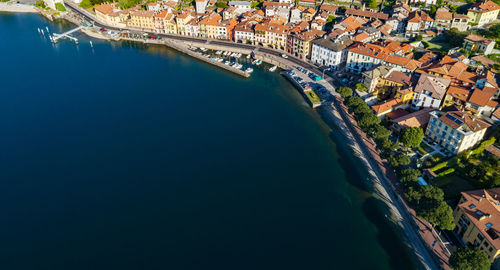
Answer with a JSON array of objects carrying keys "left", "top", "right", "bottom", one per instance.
[{"left": 0, "top": 3, "right": 37, "bottom": 13}]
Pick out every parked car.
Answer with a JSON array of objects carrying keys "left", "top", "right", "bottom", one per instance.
[{"left": 281, "top": 54, "right": 288, "bottom": 58}]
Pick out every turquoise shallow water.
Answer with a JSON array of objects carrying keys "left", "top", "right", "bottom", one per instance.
[{"left": 0, "top": 13, "right": 413, "bottom": 270}]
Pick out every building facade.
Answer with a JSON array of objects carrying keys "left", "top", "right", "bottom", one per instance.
[{"left": 425, "top": 110, "right": 490, "bottom": 154}]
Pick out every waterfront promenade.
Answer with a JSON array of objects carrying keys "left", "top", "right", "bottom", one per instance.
[{"left": 55, "top": 3, "right": 450, "bottom": 268}]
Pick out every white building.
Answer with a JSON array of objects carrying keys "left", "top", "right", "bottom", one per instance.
[
  {"left": 409, "top": 0, "right": 436, "bottom": 6},
  {"left": 234, "top": 22, "right": 255, "bottom": 43},
  {"left": 425, "top": 110, "right": 490, "bottom": 154},
  {"left": 310, "top": 36, "right": 353, "bottom": 70},
  {"left": 228, "top": 1, "right": 251, "bottom": 13},
  {"left": 195, "top": 0, "right": 209, "bottom": 14},
  {"left": 412, "top": 74, "right": 451, "bottom": 109}
]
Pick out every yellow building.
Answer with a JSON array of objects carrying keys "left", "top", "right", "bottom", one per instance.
[
  {"left": 395, "top": 88, "right": 414, "bottom": 104},
  {"left": 454, "top": 188, "right": 500, "bottom": 262},
  {"left": 289, "top": 30, "right": 325, "bottom": 60},
  {"left": 198, "top": 12, "right": 222, "bottom": 39},
  {"left": 128, "top": 10, "right": 155, "bottom": 30},
  {"left": 467, "top": 0, "right": 500, "bottom": 27}
]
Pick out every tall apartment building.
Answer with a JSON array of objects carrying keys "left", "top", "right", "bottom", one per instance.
[{"left": 425, "top": 110, "right": 490, "bottom": 154}]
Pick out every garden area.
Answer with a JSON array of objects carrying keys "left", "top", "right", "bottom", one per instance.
[
  {"left": 422, "top": 137, "right": 499, "bottom": 200},
  {"left": 305, "top": 90, "right": 321, "bottom": 105}
]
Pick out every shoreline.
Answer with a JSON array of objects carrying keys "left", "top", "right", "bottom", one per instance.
[{"left": 9, "top": 9, "right": 443, "bottom": 270}]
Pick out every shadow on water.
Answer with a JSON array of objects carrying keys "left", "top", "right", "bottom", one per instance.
[
  {"left": 318, "top": 110, "right": 419, "bottom": 270},
  {"left": 362, "top": 196, "right": 417, "bottom": 270}
]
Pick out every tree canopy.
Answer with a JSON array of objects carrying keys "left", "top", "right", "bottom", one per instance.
[
  {"left": 336, "top": 87, "right": 353, "bottom": 99},
  {"left": 357, "top": 113, "right": 380, "bottom": 129},
  {"left": 449, "top": 247, "right": 490, "bottom": 270},
  {"left": 388, "top": 152, "right": 410, "bottom": 168},
  {"left": 405, "top": 185, "right": 455, "bottom": 230},
  {"left": 400, "top": 127, "right": 424, "bottom": 149},
  {"left": 367, "top": 0, "right": 377, "bottom": 9}
]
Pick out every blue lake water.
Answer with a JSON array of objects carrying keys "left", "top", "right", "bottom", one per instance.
[{"left": 0, "top": 13, "right": 414, "bottom": 270}]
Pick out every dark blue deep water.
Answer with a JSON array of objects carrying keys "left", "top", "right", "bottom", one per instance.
[{"left": 0, "top": 13, "right": 414, "bottom": 270}]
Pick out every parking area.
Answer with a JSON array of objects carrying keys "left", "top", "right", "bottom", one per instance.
[{"left": 288, "top": 66, "right": 336, "bottom": 104}]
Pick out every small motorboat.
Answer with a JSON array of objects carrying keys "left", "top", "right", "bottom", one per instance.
[
  {"left": 245, "top": 67, "right": 254, "bottom": 73},
  {"left": 269, "top": 65, "right": 277, "bottom": 72}
]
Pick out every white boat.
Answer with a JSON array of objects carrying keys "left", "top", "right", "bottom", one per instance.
[
  {"left": 234, "top": 63, "right": 243, "bottom": 69},
  {"left": 251, "top": 59, "right": 258, "bottom": 65},
  {"left": 200, "top": 47, "right": 207, "bottom": 52},
  {"left": 269, "top": 65, "right": 277, "bottom": 72},
  {"left": 246, "top": 54, "right": 251, "bottom": 59},
  {"left": 216, "top": 50, "right": 222, "bottom": 55},
  {"left": 245, "top": 67, "right": 254, "bottom": 73},
  {"left": 255, "top": 60, "right": 262, "bottom": 66},
  {"left": 223, "top": 51, "right": 228, "bottom": 56},
  {"left": 217, "top": 58, "right": 224, "bottom": 62},
  {"left": 224, "top": 60, "right": 231, "bottom": 65}
]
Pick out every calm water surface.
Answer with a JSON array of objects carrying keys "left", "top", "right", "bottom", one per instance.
[{"left": 0, "top": 13, "right": 414, "bottom": 270}]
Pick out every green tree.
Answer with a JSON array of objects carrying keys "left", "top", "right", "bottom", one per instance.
[
  {"left": 357, "top": 113, "right": 380, "bottom": 129},
  {"left": 485, "top": 23, "right": 500, "bottom": 40},
  {"left": 353, "top": 104, "right": 372, "bottom": 115},
  {"left": 118, "top": 0, "right": 140, "bottom": 9},
  {"left": 79, "top": 0, "right": 92, "bottom": 8},
  {"left": 336, "top": 87, "right": 353, "bottom": 99},
  {"left": 436, "top": 0, "right": 443, "bottom": 6},
  {"left": 215, "top": 1, "right": 227, "bottom": 8},
  {"left": 367, "top": 0, "right": 377, "bottom": 9},
  {"left": 400, "top": 127, "right": 424, "bottom": 149},
  {"left": 388, "top": 152, "right": 410, "bottom": 168},
  {"left": 55, "top": 2, "right": 66, "bottom": 11},
  {"left": 449, "top": 247, "right": 490, "bottom": 270},
  {"left": 345, "top": 96, "right": 364, "bottom": 109},
  {"left": 429, "top": 5, "right": 437, "bottom": 16},
  {"left": 422, "top": 201, "right": 455, "bottom": 230},
  {"left": 372, "top": 125, "right": 391, "bottom": 140}
]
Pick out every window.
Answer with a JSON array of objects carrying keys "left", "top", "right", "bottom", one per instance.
[{"left": 478, "top": 233, "right": 484, "bottom": 241}]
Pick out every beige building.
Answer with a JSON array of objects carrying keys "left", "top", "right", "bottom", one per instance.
[
  {"left": 128, "top": 10, "right": 155, "bottom": 30},
  {"left": 289, "top": 29, "right": 325, "bottom": 59},
  {"left": 467, "top": 0, "right": 500, "bottom": 27},
  {"left": 154, "top": 10, "right": 178, "bottom": 34},
  {"left": 454, "top": 188, "right": 500, "bottom": 262},
  {"left": 425, "top": 110, "right": 490, "bottom": 154},
  {"left": 94, "top": 4, "right": 139, "bottom": 28},
  {"left": 254, "top": 22, "right": 290, "bottom": 50},
  {"left": 176, "top": 13, "right": 194, "bottom": 36}
]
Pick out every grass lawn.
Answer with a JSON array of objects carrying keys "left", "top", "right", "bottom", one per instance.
[
  {"left": 426, "top": 39, "right": 453, "bottom": 54},
  {"left": 431, "top": 173, "right": 474, "bottom": 200},
  {"left": 305, "top": 90, "right": 321, "bottom": 105}
]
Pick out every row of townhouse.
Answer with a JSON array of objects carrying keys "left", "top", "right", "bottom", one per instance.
[{"left": 345, "top": 41, "right": 418, "bottom": 74}]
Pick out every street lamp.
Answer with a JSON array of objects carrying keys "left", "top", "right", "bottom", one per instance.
[{"left": 322, "top": 67, "right": 331, "bottom": 79}]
